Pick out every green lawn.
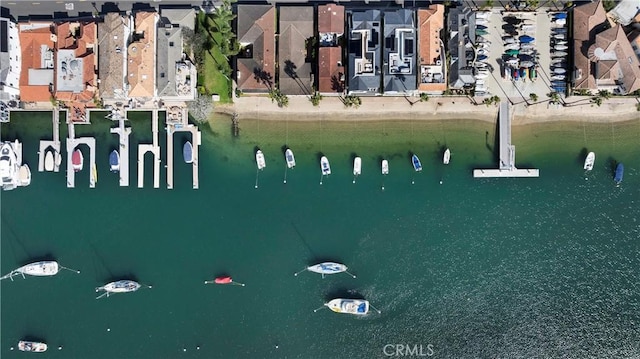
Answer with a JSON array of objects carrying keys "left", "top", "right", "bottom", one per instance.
[{"left": 197, "top": 13, "right": 232, "bottom": 103}]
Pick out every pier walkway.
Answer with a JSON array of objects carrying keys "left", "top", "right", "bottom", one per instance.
[
  {"left": 166, "top": 107, "right": 200, "bottom": 189},
  {"left": 473, "top": 102, "right": 539, "bottom": 178},
  {"left": 109, "top": 110, "right": 131, "bottom": 186},
  {"left": 137, "top": 110, "right": 161, "bottom": 188},
  {"left": 66, "top": 120, "right": 97, "bottom": 188},
  {"left": 38, "top": 110, "right": 62, "bottom": 172}
]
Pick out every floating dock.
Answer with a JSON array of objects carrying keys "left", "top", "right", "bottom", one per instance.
[
  {"left": 473, "top": 102, "right": 539, "bottom": 178},
  {"left": 66, "top": 121, "right": 97, "bottom": 188},
  {"left": 38, "top": 110, "right": 62, "bottom": 172},
  {"left": 136, "top": 110, "right": 161, "bottom": 188},
  {"left": 109, "top": 110, "right": 131, "bottom": 186},
  {"left": 166, "top": 107, "right": 200, "bottom": 189}
]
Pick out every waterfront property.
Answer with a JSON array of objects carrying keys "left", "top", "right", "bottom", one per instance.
[
  {"left": 447, "top": 7, "right": 475, "bottom": 90},
  {"left": 418, "top": 5, "right": 446, "bottom": 94},
  {"left": 98, "top": 13, "right": 130, "bottom": 106},
  {"left": 278, "top": 6, "right": 314, "bottom": 96},
  {"left": 317, "top": 4, "right": 345, "bottom": 95},
  {"left": 347, "top": 9, "right": 382, "bottom": 95},
  {"left": 0, "top": 16, "right": 21, "bottom": 110},
  {"left": 127, "top": 11, "right": 157, "bottom": 107},
  {"left": 235, "top": 5, "right": 276, "bottom": 93},
  {"left": 18, "top": 22, "right": 55, "bottom": 104},
  {"left": 383, "top": 9, "right": 417, "bottom": 94}
]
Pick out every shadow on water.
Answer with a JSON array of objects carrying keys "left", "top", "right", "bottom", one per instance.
[
  {"left": 578, "top": 148, "right": 588, "bottom": 165},
  {"left": 290, "top": 222, "right": 318, "bottom": 260},
  {"left": 316, "top": 152, "right": 324, "bottom": 164},
  {"left": 19, "top": 253, "right": 55, "bottom": 265},
  {"left": 324, "top": 288, "right": 365, "bottom": 300},
  {"left": 100, "top": 273, "right": 140, "bottom": 284},
  {"left": 349, "top": 152, "right": 357, "bottom": 167},
  {"left": 280, "top": 144, "right": 288, "bottom": 156},
  {"left": 492, "top": 117, "right": 500, "bottom": 164}
]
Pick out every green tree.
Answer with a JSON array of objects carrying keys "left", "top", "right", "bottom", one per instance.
[
  {"left": 310, "top": 91, "right": 323, "bottom": 106},
  {"left": 591, "top": 96, "right": 603, "bottom": 107},
  {"left": 529, "top": 93, "right": 538, "bottom": 102},
  {"left": 419, "top": 93, "right": 429, "bottom": 102}
]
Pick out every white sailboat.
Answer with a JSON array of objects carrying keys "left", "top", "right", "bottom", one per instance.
[
  {"left": 584, "top": 152, "right": 595, "bottom": 171},
  {"left": 285, "top": 148, "right": 296, "bottom": 168},
  {"left": 1, "top": 261, "right": 59, "bottom": 281},
  {"left": 294, "top": 262, "right": 356, "bottom": 278},
  {"left": 256, "top": 150, "right": 266, "bottom": 170},
  {"left": 381, "top": 160, "right": 389, "bottom": 175},
  {"left": 44, "top": 150, "right": 54, "bottom": 171},
  {"left": 95, "top": 280, "right": 147, "bottom": 299},
  {"left": 326, "top": 299, "right": 370, "bottom": 315},
  {"left": 443, "top": 149, "right": 451, "bottom": 165}
]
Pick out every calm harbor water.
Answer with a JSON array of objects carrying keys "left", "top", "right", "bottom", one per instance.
[{"left": 1, "top": 112, "right": 639, "bottom": 358}]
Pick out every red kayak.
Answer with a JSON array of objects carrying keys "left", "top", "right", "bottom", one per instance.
[{"left": 214, "top": 276, "right": 233, "bottom": 284}]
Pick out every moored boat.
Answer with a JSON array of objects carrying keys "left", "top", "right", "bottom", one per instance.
[
  {"left": 19, "top": 164, "right": 31, "bottom": 186},
  {"left": 412, "top": 154, "right": 422, "bottom": 172},
  {"left": 0, "top": 142, "right": 18, "bottom": 190},
  {"left": 183, "top": 141, "right": 193, "bottom": 164},
  {"left": 353, "top": 157, "right": 361, "bottom": 176},
  {"left": 285, "top": 148, "right": 296, "bottom": 168},
  {"left": 554, "top": 44, "right": 568, "bottom": 51},
  {"left": 1, "top": 261, "right": 59, "bottom": 281},
  {"left": 443, "top": 149, "right": 451, "bottom": 165},
  {"left": 95, "top": 280, "right": 142, "bottom": 299},
  {"left": 255, "top": 150, "right": 266, "bottom": 170},
  {"left": 44, "top": 150, "right": 54, "bottom": 171},
  {"left": 72, "top": 149, "right": 83, "bottom": 172},
  {"left": 321, "top": 156, "right": 331, "bottom": 175},
  {"left": 382, "top": 160, "right": 389, "bottom": 175},
  {"left": 204, "top": 276, "right": 246, "bottom": 286},
  {"left": 326, "top": 298, "right": 369, "bottom": 315},
  {"left": 18, "top": 340, "right": 47, "bottom": 352},
  {"left": 306, "top": 262, "right": 348, "bottom": 276},
  {"left": 614, "top": 163, "right": 624, "bottom": 185},
  {"left": 583, "top": 152, "right": 595, "bottom": 171},
  {"left": 109, "top": 150, "right": 120, "bottom": 172}
]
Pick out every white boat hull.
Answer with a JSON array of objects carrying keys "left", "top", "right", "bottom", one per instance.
[
  {"left": 353, "top": 157, "right": 361, "bottom": 176},
  {"left": 381, "top": 160, "right": 389, "bottom": 175},
  {"left": 307, "top": 262, "right": 347, "bottom": 275},
  {"left": 44, "top": 151, "right": 54, "bottom": 171},
  {"left": 18, "top": 261, "right": 59, "bottom": 277},
  {"left": 256, "top": 150, "right": 266, "bottom": 170},
  {"left": 321, "top": 156, "right": 331, "bottom": 175},
  {"left": 584, "top": 152, "right": 595, "bottom": 171},
  {"left": 19, "top": 341, "right": 48, "bottom": 352},
  {"left": 285, "top": 149, "right": 296, "bottom": 168},
  {"left": 19, "top": 164, "right": 31, "bottom": 186},
  {"left": 326, "top": 299, "right": 369, "bottom": 315},
  {"left": 443, "top": 149, "right": 451, "bottom": 165},
  {"left": 97, "top": 280, "right": 141, "bottom": 294}
]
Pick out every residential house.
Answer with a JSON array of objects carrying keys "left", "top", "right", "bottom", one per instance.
[
  {"left": 127, "top": 11, "right": 157, "bottom": 105},
  {"left": 18, "top": 22, "right": 55, "bottom": 103},
  {"left": 418, "top": 5, "right": 446, "bottom": 93},
  {"left": 607, "top": 0, "right": 640, "bottom": 26},
  {"left": 382, "top": 9, "right": 417, "bottom": 94},
  {"left": 347, "top": 9, "right": 382, "bottom": 95},
  {"left": 573, "top": 0, "right": 608, "bottom": 92},
  {"left": 0, "top": 16, "right": 21, "bottom": 107},
  {"left": 278, "top": 6, "right": 314, "bottom": 95},
  {"left": 156, "top": 8, "right": 196, "bottom": 103},
  {"left": 447, "top": 7, "right": 475, "bottom": 90},
  {"left": 54, "top": 21, "right": 98, "bottom": 122},
  {"left": 98, "top": 13, "right": 130, "bottom": 106},
  {"left": 236, "top": 5, "right": 276, "bottom": 93},
  {"left": 587, "top": 25, "right": 640, "bottom": 94},
  {"left": 317, "top": 4, "right": 345, "bottom": 95}
]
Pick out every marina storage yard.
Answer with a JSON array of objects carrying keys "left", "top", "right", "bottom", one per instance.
[{"left": 1, "top": 0, "right": 640, "bottom": 358}]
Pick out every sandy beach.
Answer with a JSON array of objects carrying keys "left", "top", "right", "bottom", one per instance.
[{"left": 215, "top": 95, "right": 640, "bottom": 125}]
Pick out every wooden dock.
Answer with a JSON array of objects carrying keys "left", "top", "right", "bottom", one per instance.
[
  {"left": 109, "top": 111, "right": 131, "bottom": 186},
  {"left": 66, "top": 121, "right": 97, "bottom": 188},
  {"left": 136, "top": 110, "right": 161, "bottom": 188},
  {"left": 473, "top": 102, "right": 539, "bottom": 178},
  {"left": 166, "top": 107, "right": 200, "bottom": 189},
  {"left": 37, "top": 110, "right": 62, "bottom": 172}
]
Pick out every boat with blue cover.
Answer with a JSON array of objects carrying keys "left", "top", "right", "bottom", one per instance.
[
  {"left": 412, "top": 154, "right": 422, "bottom": 172},
  {"left": 326, "top": 298, "right": 369, "bottom": 315},
  {"left": 183, "top": 141, "right": 193, "bottom": 164},
  {"left": 109, "top": 150, "right": 120, "bottom": 172},
  {"left": 615, "top": 163, "right": 624, "bottom": 185}
]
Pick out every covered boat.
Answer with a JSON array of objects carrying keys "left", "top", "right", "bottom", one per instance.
[
  {"left": 19, "top": 164, "right": 31, "bottom": 186},
  {"left": 96, "top": 280, "right": 142, "bottom": 299},
  {"left": 443, "top": 149, "right": 451, "bottom": 165},
  {"left": 382, "top": 160, "right": 389, "bottom": 175},
  {"left": 72, "top": 149, "right": 83, "bottom": 172},
  {"left": 519, "top": 35, "right": 535, "bottom": 43},
  {"left": 183, "top": 141, "right": 193, "bottom": 164},
  {"left": 285, "top": 148, "right": 296, "bottom": 168},
  {"left": 321, "top": 156, "right": 331, "bottom": 175},
  {"left": 326, "top": 299, "right": 369, "bottom": 315},
  {"left": 255, "top": 150, "right": 266, "bottom": 170},
  {"left": 412, "top": 154, "right": 422, "bottom": 172},
  {"left": 353, "top": 157, "right": 361, "bottom": 176},
  {"left": 18, "top": 340, "right": 47, "bottom": 352},
  {"left": 109, "top": 150, "right": 120, "bottom": 172},
  {"left": 583, "top": 152, "right": 595, "bottom": 171},
  {"left": 44, "top": 151, "right": 54, "bottom": 171},
  {"left": 615, "top": 163, "right": 624, "bottom": 185}
]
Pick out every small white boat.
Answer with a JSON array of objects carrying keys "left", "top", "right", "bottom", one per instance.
[
  {"left": 382, "top": 159, "right": 389, "bottom": 175},
  {"left": 443, "top": 149, "right": 451, "bottom": 165},
  {"left": 255, "top": 150, "right": 266, "bottom": 170},
  {"left": 183, "top": 141, "right": 193, "bottom": 164},
  {"left": 19, "top": 164, "right": 31, "bottom": 186},
  {"left": 504, "top": 43, "right": 520, "bottom": 50},
  {"left": 553, "top": 68, "right": 567, "bottom": 74},
  {"left": 95, "top": 280, "right": 142, "bottom": 299},
  {"left": 285, "top": 148, "right": 296, "bottom": 168},
  {"left": 109, "top": 150, "right": 120, "bottom": 172},
  {"left": 294, "top": 262, "right": 355, "bottom": 278},
  {"left": 550, "top": 75, "right": 566, "bottom": 81},
  {"left": 72, "top": 148, "right": 83, "bottom": 172},
  {"left": 554, "top": 44, "right": 568, "bottom": 51},
  {"left": 584, "top": 152, "right": 595, "bottom": 171},
  {"left": 321, "top": 156, "right": 331, "bottom": 175},
  {"left": 0, "top": 141, "right": 18, "bottom": 190},
  {"left": 44, "top": 151, "right": 54, "bottom": 171},
  {"left": 18, "top": 340, "right": 47, "bottom": 352},
  {"left": 353, "top": 157, "right": 361, "bottom": 176},
  {"left": 1, "top": 261, "right": 59, "bottom": 281},
  {"left": 475, "top": 72, "right": 489, "bottom": 80},
  {"left": 326, "top": 298, "right": 369, "bottom": 315}
]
